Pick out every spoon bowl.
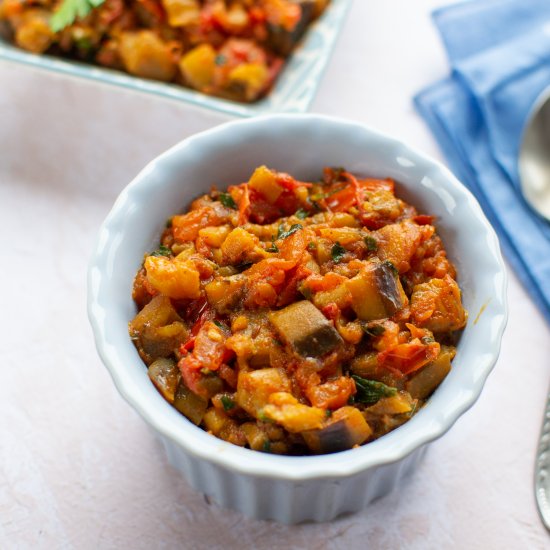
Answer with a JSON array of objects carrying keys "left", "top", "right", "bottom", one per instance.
[{"left": 518, "top": 87, "right": 550, "bottom": 221}]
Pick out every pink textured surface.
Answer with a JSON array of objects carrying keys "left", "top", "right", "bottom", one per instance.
[{"left": 1, "top": 1, "right": 550, "bottom": 547}]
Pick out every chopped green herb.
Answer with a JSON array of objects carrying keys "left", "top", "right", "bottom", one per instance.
[
  {"left": 352, "top": 375, "right": 397, "bottom": 405},
  {"left": 258, "top": 411, "right": 273, "bottom": 423},
  {"left": 221, "top": 395, "right": 235, "bottom": 411},
  {"left": 277, "top": 224, "right": 303, "bottom": 240},
  {"left": 262, "top": 440, "right": 271, "bottom": 452},
  {"left": 361, "top": 323, "right": 386, "bottom": 337},
  {"left": 266, "top": 235, "right": 279, "bottom": 253},
  {"left": 325, "top": 409, "right": 332, "bottom": 418},
  {"left": 310, "top": 193, "right": 325, "bottom": 202},
  {"left": 421, "top": 335, "right": 435, "bottom": 344},
  {"left": 74, "top": 35, "right": 92, "bottom": 51},
  {"left": 295, "top": 208, "right": 308, "bottom": 219},
  {"left": 213, "top": 320, "right": 229, "bottom": 332},
  {"left": 219, "top": 192, "right": 237, "bottom": 209},
  {"left": 364, "top": 235, "right": 378, "bottom": 252},
  {"left": 382, "top": 260, "right": 399, "bottom": 276},
  {"left": 215, "top": 54, "right": 227, "bottom": 66},
  {"left": 50, "top": 0, "right": 105, "bottom": 32},
  {"left": 151, "top": 244, "right": 172, "bottom": 257},
  {"left": 307, "top": 241, "right": 317, "bottom": 251},
  {"left": 331, "top": 241, "right": 346, "bottom": 263}
]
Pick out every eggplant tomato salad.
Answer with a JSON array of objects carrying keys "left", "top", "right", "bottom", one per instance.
[
  {"left": 129, "top": 166, "right": 467, "bottom": 455},
  {"left": 0, "top": 0, "right": 329, "bottom": 102}
]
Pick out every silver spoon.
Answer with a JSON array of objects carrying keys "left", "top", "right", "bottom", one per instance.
[
  {"left": 518, "top": 87, "right": 550, "bottom": 221},
  {"left": 520, "top": 88, "right": 550, "bottom": 531}
]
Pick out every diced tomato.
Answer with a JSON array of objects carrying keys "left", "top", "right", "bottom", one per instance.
[
  {"left": 306, "top": 377, "right": 356, "bottom": 409},
  {"left": 178, "top": 354, "right": 203, "bottom": 395},
  {"left": 276, "top": 172, "right": 313, "bottom": 191},
  {"left": 343, "top": 171, "right": 367, "bottom": 212},
  {"left": 413, "top": 214, "right": 435, "bottom": 225},
  {"left": 325, "top": 185, "right": 355, "bottom": 212},
  {"left": 322, "top": 302, "right": 340, "bottom": 322},
  {"left": 377, "top": 339, "right": 440, "bottom": 376},
  {"left": 278, "top": 228, "right": 308, "bottom": 263},
  {"left": 238, "top": 183, "right": 250, "bottom": 225},
  {"left": 219, "top": 363, "right": 238, "bottom": 388},
  {"left": 304, "top": 272, "right": 346, "bottom": 293},
  {"left": 248, "top": 192, "right": 282, "bottom": 224},
  {"left": 273, "top": 189, "right": 301, "bottom": 216},
  {"left": 276, "top": 262, "right": 312, "bottom": 307}
]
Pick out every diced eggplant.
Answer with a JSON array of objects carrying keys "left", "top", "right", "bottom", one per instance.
[
  {"left": 405, "top": 345, "right": 455, "bottom": 399},
  {"left": 269, "top": 300, "right": 343, "bottom": 358},
  {"left": 129, "top": 295, "right": 189, "bottom": 365},
  {"left": 375, "top": 262, "right": 405, "bottom": 315},
  {"left": 302, "top": 407, "right": 372, "bottom": 454},
  {"left": 205, "top": 274, "right": 246, "bottom": 313},
  {"left": 346, "top": 261, "right": 408, "bottom": 321},
  {"left": 173, "top": 379, "right": 208, "bottom": 425},
  {"left": 266, "top": 1, "right": 316, "bottom": 56},
  {"left": 148, "top": 357, "right": 179, "bottom": 403}
]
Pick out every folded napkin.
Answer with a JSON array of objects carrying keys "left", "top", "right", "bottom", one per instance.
[{"left": 415, "top": 0, "right": 550, "bottom": 324}]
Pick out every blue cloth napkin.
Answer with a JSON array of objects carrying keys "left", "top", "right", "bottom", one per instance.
[{"left": 415, "top": 0, "right": 550, "bottom": 325}]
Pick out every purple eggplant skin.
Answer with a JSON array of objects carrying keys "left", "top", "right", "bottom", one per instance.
[
  {"left": 306, "top": 419, "right": 355, "bottom": 453},
  {"left": 269, "top": 300, "right": 343, "bottom": 358},
  {"left": 374, "top": 262, "right": 405, "bottom": 316},
  {"left": 266, "top": 1, "right": 316, "bottom": 56}
]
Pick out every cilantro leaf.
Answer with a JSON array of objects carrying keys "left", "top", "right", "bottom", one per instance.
[
  {"left": 213, "top": 320, "right": 229, "bottom": 332},
  {"left": 364, "top": 235, "right": 378, "bottom": 252},
  {"left": 276, "top": 224, "right": 303, "bottom": 240},
  {"left": 331, "top": 241, "right": 346, "bottom": 263},
  {"left": 352, "top": 375, "right": 397, "bottom": 405},
  {"left": 219, "top": 193, "right": 237, "bottom": 209},
  {"left": 215, "top": 54, "right": 227, "bottom": 66},
  {"left": 50, "top": 0, "right": 105, "bottom": 32},
  {"left": 151, "top": 245, "right": 172, "bottom": 257},
  {"left": 295, "top": 208, "right": 308, "bottom": 219},
  {"left": 221, "top": 395, "right": 235, "bottom": 411}
]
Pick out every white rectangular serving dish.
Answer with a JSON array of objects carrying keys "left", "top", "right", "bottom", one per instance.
[{"left": 0, "top": 0, "right": 352, "bottom": 117}]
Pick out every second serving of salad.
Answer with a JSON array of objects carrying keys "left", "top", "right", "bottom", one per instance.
[{"left": 129, "top": 165, "right": 467, "bottom": 455}]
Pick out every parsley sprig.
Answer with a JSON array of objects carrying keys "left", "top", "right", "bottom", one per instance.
[
  {"left": 151, "top": 245, "right": 172, "bottom": 258},
  {"left": 50, "top": 0, "right": 106, "bottom": 33},
  {"left": 219, "top": 193, "right": 237, "bottom": 209},
  {"left": 352, "top": 375, "right": 397, "bottom": 405},
  {"left": 331, "top": 241, "right": 346, "bottom": 263},
  {"left": 277, "top": 223, "right": 302, "bottom": 240}
]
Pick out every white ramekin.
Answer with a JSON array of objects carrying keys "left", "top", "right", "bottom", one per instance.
[{"left": 87, "top": 114, "right": 507, "bottom": 523}]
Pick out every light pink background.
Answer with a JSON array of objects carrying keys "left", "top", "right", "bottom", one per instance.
[{"left": 2, "top": 1, "right": 550, "bottom": 547}]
